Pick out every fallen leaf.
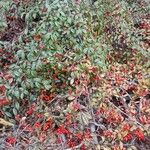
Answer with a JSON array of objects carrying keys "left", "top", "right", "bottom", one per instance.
[
  {"left": 67, "top": 96, "right": 75, "bottom": 101},
  {"left": 0, "top": 118, "right": 14, "bottom": 127}
]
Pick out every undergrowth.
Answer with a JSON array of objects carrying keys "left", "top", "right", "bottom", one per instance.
[{"left": 0, "top": 0, "right": 149, "bottom": 149}]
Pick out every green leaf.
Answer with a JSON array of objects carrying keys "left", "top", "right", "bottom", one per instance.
[
  {"left": 14, "top": 90, "right": 20, "bottom": 99},
  {"left": 35, "top": 82, "right": 41, "bottom": 88},
  {"left": 13, "top": 71, "right": 20, "bottom": 77},
  {"left": 44, "top": 84, "right": 51, "bottom": 90},
  {"left": 13, "top": 108, "right": 18, "bottom": 115},
  {"left": 16, "top": 50, "right": 25, "bottom": 59},
  {"left": 15, "top": 102, "right": 20, "bottom": 110},
  {"left": 5, "top": 112, "right": 12, "bottom": 118},
  {"left": 20, "top": 92, "right": 24, "bottom": 99},
  {"left": 70, "top": 78, "right": 74, "bottom": 85}
]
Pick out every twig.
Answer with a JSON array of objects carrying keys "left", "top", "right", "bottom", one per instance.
[
  {"left": 108, "top": 99, "right": 144, "bottom": 127},
  {"left": 90, "top": 122, "right": 106, "bottom": 130}
]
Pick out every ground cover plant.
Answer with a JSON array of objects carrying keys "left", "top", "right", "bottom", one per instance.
[{"left": 0, "top": 0, "right": 150, "bottom": 149}]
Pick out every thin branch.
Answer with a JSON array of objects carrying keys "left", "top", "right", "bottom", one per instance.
[{"left": 108, "top": 98, "right": 144, "bottom": 127}]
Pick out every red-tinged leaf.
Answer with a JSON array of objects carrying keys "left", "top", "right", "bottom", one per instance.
[
  {"left": 39, "top": 43, "right": 45, "bottom": 49},
  {"left": 0, "top": 85, "right": 5, "bottom": 94},
  {"left": 34, "top": 122, "right": 41, "bottom": 129},
  {"left": 0, "top": 48, "right": 3, "bottom": 53},
  {"left": 55, "top": 125, "right": 70, "bottom": 135},
  {"left": 39, "top": 132, "right": 46, "bottom": 142},
  {"left": 123, "top": 133, "right": 132, "bottom": 142},
  {"left": 42, "top": 8, "right": 47, "bottom": 13},
  {"left": 24, "top": 126, "right": 33, "bottom": 133},
  {"left": 43, "top": 118, "right": 53, "bottom": 131},
  {"left": 6, "top": 137, "right": 16, "bottom": 145},
  {"left": 0, "top": 98, "right": 10, "bottom": 106},
  {"left": 33, "top": 34, "right": 41, "bottom": 42},
  {"left": 134, "top": 128, "right": 145, "bottom": 140}
]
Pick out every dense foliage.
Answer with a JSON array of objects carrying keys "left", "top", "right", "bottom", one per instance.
[{"left": 0, "top": 0, "right": 149, "bottom": 149}]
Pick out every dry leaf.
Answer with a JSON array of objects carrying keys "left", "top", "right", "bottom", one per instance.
[
  {"left": 119, "top": 141, "right": 123, "bottom": 149},
  {"left": 0, "top": 118, "right": 14, "bottom": 127},
  {"left": 33, "top": 34, "right": 41, "bottom": 42},
  {"left": 67, "top": 96, "right": 75, "bottom": 101}
]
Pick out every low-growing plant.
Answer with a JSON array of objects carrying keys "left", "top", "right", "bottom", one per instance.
[{"left": 0, "top": 0, "right": 149, "bottom": 149}]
